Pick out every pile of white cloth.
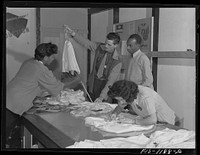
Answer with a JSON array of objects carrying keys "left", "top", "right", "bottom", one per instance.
[
  {"left": 45, "top": 89, "right": 85, "bottom": 106},
  {"left": 66, "top": 128, "right": 195, "bottom": 148},
  {"left": 85, "top": 116, "right": 154, "bottom": 133},
  {"left": 67, "top": 134, "right": 150, "bottom": 148},
  {"left": 58, "top": 89, "right": 85, "bottom": 105},
  {"left": 146, "top": 128, "right": 195, "bottom": 148}
]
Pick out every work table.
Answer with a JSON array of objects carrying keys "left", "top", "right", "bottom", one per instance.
[{"left": 21, "top": 111, "right": 182, "bottom": 148}]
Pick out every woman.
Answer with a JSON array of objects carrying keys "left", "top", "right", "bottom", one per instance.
[
  {"left": 107, "top": 80, "right": 176, "bottom": 126},
  {"left": 6, "top": 42, "right": 68, "bottom": 148}
]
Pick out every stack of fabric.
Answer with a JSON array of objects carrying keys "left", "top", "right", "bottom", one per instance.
[
  {"left": 85, "top": 116, "right": 154, "bottom": 134},
  {"left": 58, "top": 89, "right": 85, "bottom": 105},
  {"left": 146, "top": 128, "right": 195, "bottom": 148},
  {"left": 66, "top": 134, "right": 150, "bottom": 148},
  {"left": 66, "top": 128, "right": 195, "bottom": 148}
]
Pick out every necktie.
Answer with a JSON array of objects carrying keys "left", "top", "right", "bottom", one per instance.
[{"left": 97, "top": 53, "right": 107, "bottom": 78}]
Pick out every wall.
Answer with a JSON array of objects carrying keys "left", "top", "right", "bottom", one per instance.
[
  {"left": 115, "top": 8, "right": 195, "bottom": 130},
  {"left": 6, "top": 8, "right": 36, "bottom": 84},
  {"left": 119, "top": 8, "right": 148, "bottom": 23},
  {"left": 40, "top": 8, "right": 88, "bottom": 84},
  {"left": 157, "top": 8, "right": 196, "bottom": 130}
]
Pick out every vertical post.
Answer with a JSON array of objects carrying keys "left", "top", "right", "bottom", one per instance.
[
  {"left": 113, "top": 8, "right": 119, "bottom": 24},
  {"left": 152, "top": 8, "right": 159, "bottom": 91},
  {"left": 87, "top": 9, "right": 91, "bottom": 90},
  {"left": 36, "top": 8, "right": 40, "bottom": 46}
]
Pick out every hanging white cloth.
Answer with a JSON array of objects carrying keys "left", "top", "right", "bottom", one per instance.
[{"left": 62, "top": 40, "right": 80, "bottom": 74}]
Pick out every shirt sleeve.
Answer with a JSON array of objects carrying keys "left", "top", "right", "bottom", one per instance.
[
  {"left": 99, "top": 62, "right": 122, "bottom": 100},
  {"left": 140, "top": 55, "right": 153, "bottom": 87},
  {"left": 73, "top": 33, "right": 97, "bottom": 53},
  {"left": 38, "top": 66, "right": 64, "bottom": 97},
  {"left": 140, "top": 96, "right": 156, "bottom": 117}
]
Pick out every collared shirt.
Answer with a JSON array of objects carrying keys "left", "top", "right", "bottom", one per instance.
[
  {"left": 73, "top": 33, "right": 122, "bottom": 100},
  {"left": 125, "top": 49, "right": 153, "bottom": 89},
  {"left": 130, "top": 85, "right": 176, "bottom": 125},
  {"left": 38, "top": 60, "right": 43, "bottom": 64},
  {"left": 132, "top": 49, "right": 141, "bottom": 58}
]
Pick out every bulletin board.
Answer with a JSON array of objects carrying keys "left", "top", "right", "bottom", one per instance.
[{"left": 114, "top": 17, "right": 153, "bottom": 55}]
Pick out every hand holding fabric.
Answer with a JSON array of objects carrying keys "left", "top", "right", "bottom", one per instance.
[{"left": 64, "top": 25, "right": 75, "bottom": 37}]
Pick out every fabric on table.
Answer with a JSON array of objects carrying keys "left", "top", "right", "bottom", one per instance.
[
  {"left": 146, "top": 128, "right": 195, "bottom": 148},
  {"left": 66, "top": 134, "right": 150, "bottom": 148},
  {"left": 85, "top": 117, "right": 154, "bottom": 133}
]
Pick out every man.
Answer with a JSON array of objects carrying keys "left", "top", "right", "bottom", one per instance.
[
  {"left": 64, "top": 25, "right": 122, "bottom": 102},
  {"left": 125, "top": 34, "right": 154, "bottom": 89},
  {"left": 6, "top": 43, "right": 70, "bottom": 148}
]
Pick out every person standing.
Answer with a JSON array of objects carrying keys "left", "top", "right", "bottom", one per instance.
[
  {"left": 64, "top": 25, "right": 122, "bottom": 102},
  {"left": 125, "top": 34, "right": 154, "bottom": 89}
]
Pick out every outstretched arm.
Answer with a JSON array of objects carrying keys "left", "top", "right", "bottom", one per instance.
[{"left": 64, "top": 25, "right": 98, "bottom": 52}]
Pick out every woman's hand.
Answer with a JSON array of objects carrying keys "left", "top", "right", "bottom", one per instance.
[
  {"left": 104, "top": 113, "right": 117, "bottom": 122},
  {"left": 117, "top": 113, "right": 137, "bottom": 124},
  {"left": 112, "top": 105, "right": 124, "bottom": 115}
]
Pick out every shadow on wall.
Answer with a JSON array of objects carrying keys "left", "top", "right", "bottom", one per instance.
[{"left": 7, "top": 49, "right": 32, "bottom": 63}]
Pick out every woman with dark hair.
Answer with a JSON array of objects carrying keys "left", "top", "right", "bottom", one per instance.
[
  {"left": 107, "top": 80, "right": 176, "bottom": 126},
  {"left": 6, "top": 42, "right": 69, "bottom": 148}
]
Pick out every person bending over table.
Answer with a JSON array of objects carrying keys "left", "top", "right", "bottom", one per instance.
[
  {"left": 106, "top": 80, "right": 176, "bottom": 126},
  {"left": 6, "top": 42, "right": 71, "bottom": 148}
]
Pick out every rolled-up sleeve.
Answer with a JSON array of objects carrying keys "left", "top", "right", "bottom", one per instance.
[
  {"left": 99, "top": 62, "right": 122, "bottom": 100},
  {"left": 38, "top": 66, "right": 64, "bottom": 97}
]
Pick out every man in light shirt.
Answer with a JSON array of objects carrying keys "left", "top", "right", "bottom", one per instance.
[{"left": 125, "top": 34, "right": 154, "bottom": 89}]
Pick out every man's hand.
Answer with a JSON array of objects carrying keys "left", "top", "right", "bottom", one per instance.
[
  {"left": 94, "top": 97, "right": 103, "bottom": 103},
  {"left": 64, "top": 25, "right": 75, "bottom": 37}
]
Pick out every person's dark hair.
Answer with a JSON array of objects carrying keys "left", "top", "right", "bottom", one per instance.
[
  {"left": 128, "top": 34, "right": 142, "bottom": 45},
  {"left": 106, "top": 32, "right": 120, "bottom": 45},
  {"left": 107, "top": 80, "right": 139, "bottom": 103},
  {"left": 34, "top": 42, "right": 58, "bottom": 61}
]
